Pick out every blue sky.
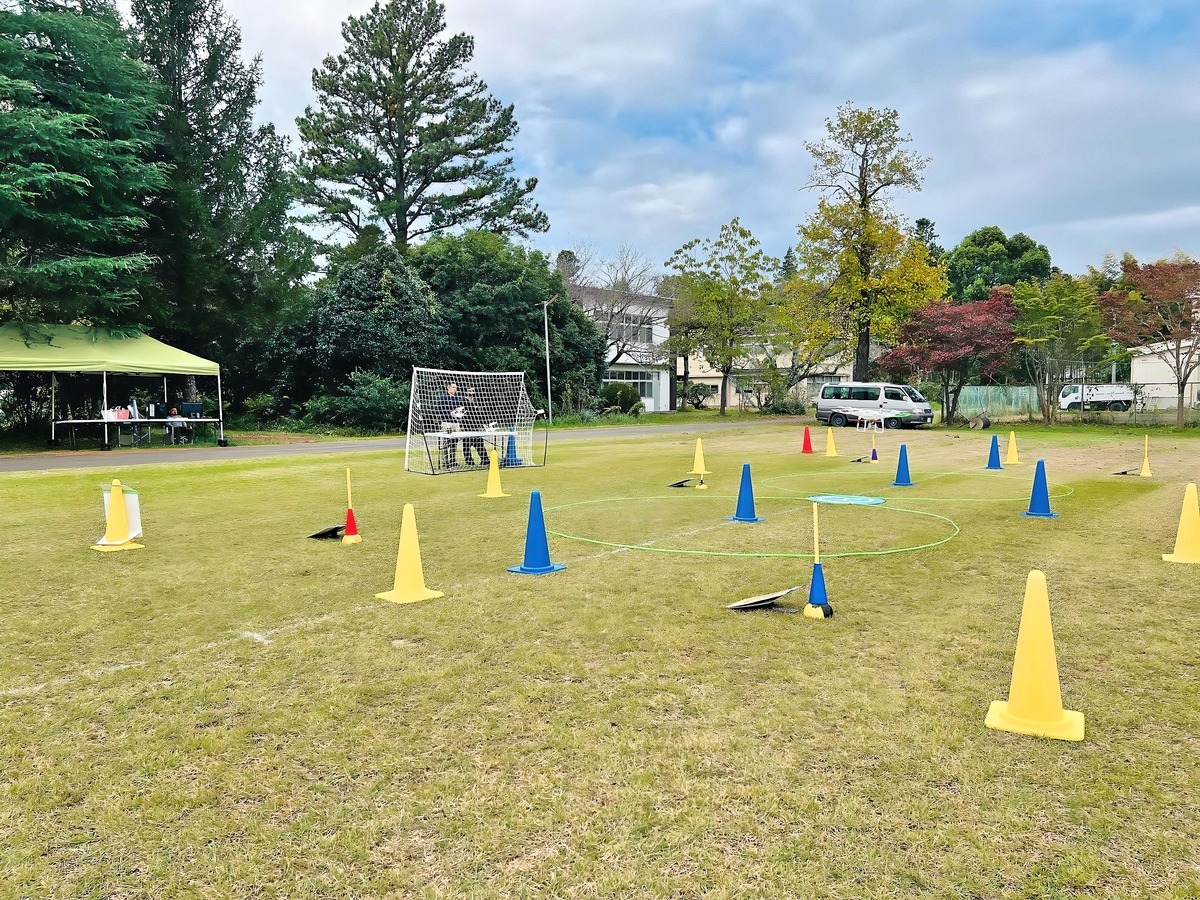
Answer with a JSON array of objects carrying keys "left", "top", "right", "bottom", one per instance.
[{"left": 129, "top": 0, "right": 1200, "bottom": 275}]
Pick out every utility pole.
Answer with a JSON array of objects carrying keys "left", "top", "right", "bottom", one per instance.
[{"left": 543, "top": 297, "right": 554, "bottom": 424}]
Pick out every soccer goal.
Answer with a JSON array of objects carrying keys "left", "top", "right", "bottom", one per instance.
[{"left": 405, "top": 367, "right": 546, "bottom": 474}]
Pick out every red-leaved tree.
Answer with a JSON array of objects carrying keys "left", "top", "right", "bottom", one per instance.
[
  {"left": 877, "top": 289, "right": 1017, "bottom": 424},
  {"left": 1099, "top": 256, "right": 1200, "bottom": 427}
]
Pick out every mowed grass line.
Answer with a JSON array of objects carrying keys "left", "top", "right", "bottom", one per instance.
[{"left": 1, "top": 425, "right": 1198, "bottom": 898}]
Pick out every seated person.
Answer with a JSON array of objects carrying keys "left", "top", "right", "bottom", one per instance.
[{"left": 165, "top": 407, "right": 193, "bottom": 444}]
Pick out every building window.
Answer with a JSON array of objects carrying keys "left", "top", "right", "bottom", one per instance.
[
  {"left": 618, "top": 314, "right": 654, "bottom": 344},
  {"left": 604, "top": 368, "right": 655, "bottom": 399}
]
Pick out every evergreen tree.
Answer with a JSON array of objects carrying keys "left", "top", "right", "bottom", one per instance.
[
  {"left": 130, "top": 0, "right": 311, "bottom": 357},
  {"left": 775, "top": 246, "right": 798, "bottom": 284},
  {"left": 0, "top": 0, "right": 164, "bottom": 327},
  {"left": 296, "top": 0, "right": 548, "bottom": 250},
  {"left": 944, "top": 226, "right": 1051, "bottom": 303},
  {"left": 408, "top": 231, "right": 604, "bottom": 411}
]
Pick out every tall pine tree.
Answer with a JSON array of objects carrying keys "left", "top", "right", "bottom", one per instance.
[
  {"left": 296, "top": 0, "right": 548, "bottom": 250},
  {"left": 0, "top": 0, "right": 164, "bottom": 328},
  {"left": 131, "top": 0, "right": 311, "bottom": 358}
]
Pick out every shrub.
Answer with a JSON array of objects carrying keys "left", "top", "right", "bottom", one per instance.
[
  {"left": 761, "top": 397, "right": 807, "bottom": 415},
  {"left": 600, "top": 382, "right": 642, "bottom": 415},
  {"left": 303, "top": 371, "right": 410, "bottom": 431},
  {"left": 681, "top": 382, "right": 715, "bottom": 410}
]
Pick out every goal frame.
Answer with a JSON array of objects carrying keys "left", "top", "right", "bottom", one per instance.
[{"left": 404, "top": 367, "right": 548, "bottom": 475}]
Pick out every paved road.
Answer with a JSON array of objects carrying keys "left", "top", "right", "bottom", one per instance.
[{"left": 0, "top": 418, "right": 786, "bottom": 472}]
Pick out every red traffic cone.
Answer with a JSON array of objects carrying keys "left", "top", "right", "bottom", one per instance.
[
  {"left": 343, "top": 507, "right": 362, "bottom": 544},
  {"left": 801, "top": 426, "right": 814, "bottom": 454}
]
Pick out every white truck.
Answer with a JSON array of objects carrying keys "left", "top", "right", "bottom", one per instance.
[{"left": 1058, "top": 383, "right": 1136, "bottom": 412}]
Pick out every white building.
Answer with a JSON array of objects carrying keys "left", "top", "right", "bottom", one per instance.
[
  {"left": 1130, "top": 338, "right": 1200, "bottom": 409},
  {"left": 569, "top": 284, "right": 674, "bottom": 412}
]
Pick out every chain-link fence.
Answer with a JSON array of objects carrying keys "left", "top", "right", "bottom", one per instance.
[{"left": 954, "top": 382, "right": 1200, "bottom": 425}]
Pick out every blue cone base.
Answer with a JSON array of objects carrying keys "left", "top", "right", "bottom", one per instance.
[
  {"left": 508, "top": 562, "right": 567, "bottom": 575},
  {"left": 726, "top": 514, "right": 764, "bottom": 523},
  {"left": 892, "top": 480, "right": 914, "bottom": 487},
  {"left": 1020, "top": 511, "right": 1060, "bottom": 519},
  {"left": 808, "top": 562, "right": 829, "bottom": 607}
]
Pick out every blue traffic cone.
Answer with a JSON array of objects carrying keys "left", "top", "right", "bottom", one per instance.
[
  {"left": 726, "top": 463, "right": 764, "bottom": 523},
  {"left": 986, "top": 434, "right": 1003, "bottom": 470},
  {"left": 1021, "top": 459, "right": 1059, "bottom": 518},
  {"left": 893, "top": 443, "right": 914, "bottom": 487},
  {"left": 501, "top": 429, "right": 522, "bottom": 467},
  {"left": 508, "top": 490, "right": 567, "bottom": 574},
  {"left": 803, "top": 562, "right": 834, "bottom": 618}
]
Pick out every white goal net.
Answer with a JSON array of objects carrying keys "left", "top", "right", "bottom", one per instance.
[{"left": 405, "top": 367, "right": 543, "bottom": 474}]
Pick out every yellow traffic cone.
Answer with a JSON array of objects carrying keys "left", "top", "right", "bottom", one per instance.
[
  {"left": 478, "top": 449, "right": 510, "bottom": 498},
  {"left": 1163, "top": 482, "right": 1200, "bottom": 564},
  {"left": 1139, "top": 435, "right": 1152, "bottom": 478},
  {"left": 92, "top": 480, "right": 143, "bottom": 552},
  {"left": 986, "top": 570, "right": 1084, "bottom": 741},
  {"left": 1005, "top": 431, "right": 1021, "bottom": 465},
  {"left": 690, "top": 438, "right": 711, "bottom": 490},
  {"left": 825, "top": 427, "right": 839, "bottom": 458},
  {"left": 376, "top": 504, "right": 444, "bottom": 604}
]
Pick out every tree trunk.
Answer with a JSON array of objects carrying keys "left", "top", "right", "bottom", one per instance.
[
  {"left": 1177, "top": 387, "right": 1186, "bottom": 428},
  {"left": 853, "top": 318, "right": 870, "bottom": 381},
  {"left": 719, "top": 369, "right": 730, "bottom": 416}
]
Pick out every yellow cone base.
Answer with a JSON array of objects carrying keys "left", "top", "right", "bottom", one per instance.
[
  {"left": 695, "top": 481, "right": 708, "bottom": 491},
  {"left": 986, "top": 700, "right": 1084, "bottom": 741},
  {"left": 1139, "top": 458, "right": 1152, "bottom": 478},
  {"left": 376, "top": 586, "right": 444, "bottom": 605},
  {"left": 91, "top": 541, "right": 143, "bottom": 553},
  {"left": 1162, "top": 551, "right": 1200, "bottom": 564},
  {"left": 342, "top": 533, "right": 362, "bottom": 544},
  {"left": 803, "top": 603, "right": 833, "bottom": 619}
]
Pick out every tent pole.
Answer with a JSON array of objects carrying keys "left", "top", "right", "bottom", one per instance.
[
  {"left": 163, "top": 375, "right": 168, "bottom": 406},
  {"left": 50, "top": 373, "right": 56, "bottom": 442},
  {"left": 216, "top": 371, "right": 227, "bottom": 445},
  {"left": 102, "top": 370, "right": 111, "bottom": 450}
]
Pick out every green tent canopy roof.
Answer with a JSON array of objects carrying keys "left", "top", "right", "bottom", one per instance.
[{"left": 0, "top": 324, "right": 219, "bottom": 376}]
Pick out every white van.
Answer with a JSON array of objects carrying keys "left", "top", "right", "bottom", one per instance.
[{"left": 814, "top": 382, "right": 934, "bottom": 428}]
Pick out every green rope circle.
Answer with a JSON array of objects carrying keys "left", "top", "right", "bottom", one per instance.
[
  {"left": 543, "top": 494, "right": 960, "bottom": 560},
  {"left": 760, "top": 469, "right": 1075, "bottom": 503}
]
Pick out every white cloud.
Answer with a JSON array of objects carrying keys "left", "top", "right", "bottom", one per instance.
[{"left": 116, "top": 0, "right": 1200, "bottom": 272}]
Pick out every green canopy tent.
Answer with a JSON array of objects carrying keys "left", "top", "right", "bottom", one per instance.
[{"left": 0, "top": 324, "right": 225, "bottom": 449}]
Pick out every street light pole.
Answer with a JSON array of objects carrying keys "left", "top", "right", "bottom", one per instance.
[{"left": 543, "top": 296, "right": 554, "bottom": 425}]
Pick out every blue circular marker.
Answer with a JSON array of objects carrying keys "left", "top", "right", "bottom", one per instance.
[{"left": 807, "top": 494, "right": 886, "bottom": 506}]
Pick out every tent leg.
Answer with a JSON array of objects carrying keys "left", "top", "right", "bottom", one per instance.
[
  {"left": 49, "top": 373, "right": 59, "bottom": 446},
  {"left": 216, "top": 372, "right": 227, "bottom": 446},
  {"left": 101, "top": 370, "right": 112, "bottom": 450}
]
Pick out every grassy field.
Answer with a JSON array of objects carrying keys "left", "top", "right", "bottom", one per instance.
[{"left": 1, "top": 423, "right": 1198, "bottom": 898}]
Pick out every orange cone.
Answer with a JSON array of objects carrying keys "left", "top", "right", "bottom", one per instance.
[{"left": 801, "top": 426, "right": 814, "bottom": 454}]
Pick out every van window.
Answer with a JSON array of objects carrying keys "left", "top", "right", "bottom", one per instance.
[
  {"left": 903, "top": 386, "right": 927, "bottom": 403},
  {"left": 849, "top": 387, "right": 880, "bottom": 401},
  {"left": 821, "top": 385, "right": 849, "bottom": 401},
  {"left": 884, "top": 387, "right": 906, "bottom": 401},
  {"left": 1061, "top": 385, "right": 1079, "bottom": 398}
]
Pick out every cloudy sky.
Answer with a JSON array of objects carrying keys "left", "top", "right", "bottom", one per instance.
[{"left": 153, "top": 0, "right": 1200, "bottom": 275}]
